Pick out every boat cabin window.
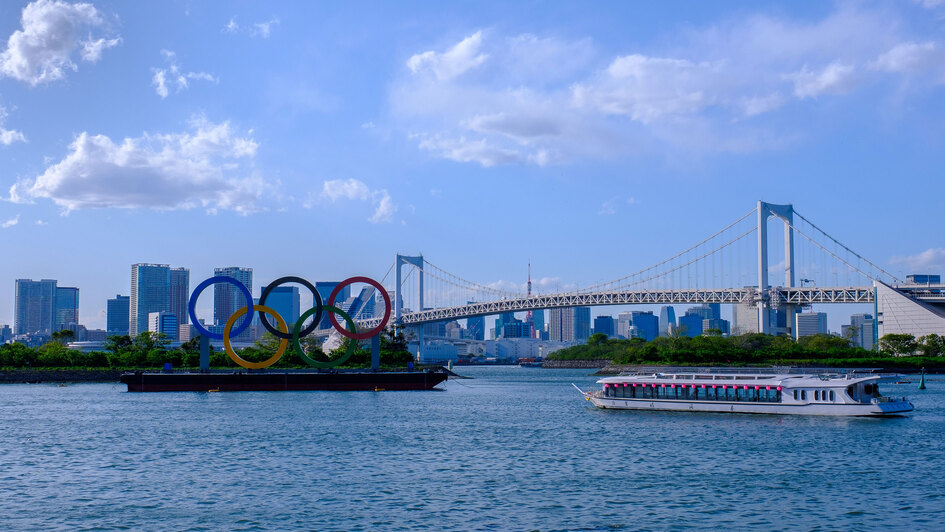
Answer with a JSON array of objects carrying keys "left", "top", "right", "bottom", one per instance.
[
  {"left": 815, "top": 390, "right": 820, "bottom": 401},
  {"left": 793, "top": 390, "right": 798, "bottom": 400},
  {"left": 801, "top": 390, "right": 807, "bottom": 401},
  {"left": 829, "top": 390, "right": 835, "bottom": 401}
]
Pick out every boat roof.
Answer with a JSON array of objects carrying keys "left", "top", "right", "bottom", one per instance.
[{"left": 597, "top": 373, "right": 887, "bottom": 386}]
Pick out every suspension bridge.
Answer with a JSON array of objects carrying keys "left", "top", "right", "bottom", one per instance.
[{"left": 342, "top": 201, "right": 944, "bottom": 341}]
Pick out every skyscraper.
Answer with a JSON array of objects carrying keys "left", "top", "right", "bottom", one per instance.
[
  {"left": 548, "top": 307, "right": 575, "bottom": 342},
  {"left": 14, "top": 279, "right": 57, "bottom": 335},
  {"left": 616, "top": 311, "right": 634, "bottom": 339},
  {"left": 795, "top": 312, "right": 828, "bottom": 339},
  {"left": 629, "top": 311, "right": 659, "bottom": 341},
  {"left": 214, "top": 267, "right": 253, "bottom": 341},
  {"left": 466, "top": 314, "right": 485, "bottom": 340},
  {"left": 677, "top": 313, "right": 703, "bottom": 337},
  {"left": 260, "top": 284, "right": 300, "bottom": 329},
  {"left": 149, "top": 311, "right": 178, "bottom": 341},
  {"left": 593, "top": 315, "right": 615, "bottom": 337},
  {"left": 531, "top": 309, "right": 545, "bottom": 339},
  {"left": 54, "top": 286, "right": 79, "bottom": 331},
  {"left": 131, "top": 264, "right": 171, "bottom": 337},
  {"left": 845, "top": 313, "right": 875, "bottom": 350},
  {"left": 574, "top": 307, "right": 591, "bottom": 342},
  {"left": 107, "top": 295, "right": 130, "bottom": 337},
  {"left": 315, "top": 281, "right": 349, "bottom": 329},
  {"left": 658, "top": 306, "right": 676, "bottom": 337},
  {"left": 170, "top": 267, "right": 190, "bottom": 325}
]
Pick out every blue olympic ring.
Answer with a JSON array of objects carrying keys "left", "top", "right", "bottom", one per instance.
[{"left": 188, "top": 275, "right": 255, "bottom": 340}]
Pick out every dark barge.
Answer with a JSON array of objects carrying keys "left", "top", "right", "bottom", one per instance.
[{"left": 120, "top": 368, "right": 450, "bottom": 392}]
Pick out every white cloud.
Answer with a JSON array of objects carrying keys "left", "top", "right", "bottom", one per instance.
[
  {"left": 35, "top": 219, "right": 47, "bottom": 225},
  {"left": 789, "top": 62, "right": 859, "bottom": 98},
  {"left": 598, "top": 200, "right": 616, "bottom": 216},
  {"left": 890, "top": 248, "right": 945, "bottom": 271},
  {"left": 915, "top": 0, "right": 945, "bottom": 8},
  {"left": 251, "top": 17, "right": 279, "bottom": 39},
  {"left": 871, "top": 42, "right": 945, "bottom": 74},
  {"left": 223, "top": 17, "right": 239, "bottom": 34},
  {"left": 0, "top": 105, "right": 26, "bottom": 145},
  {"left": 407, "top": 31, "right": 487, "bottom": 81},
  {"left": 9, "top": 117, "right": 264, "bottom": 213},
  {"left": 393, "top": 5, "right": 940, "bottom": 166},
  {"left": 0, "top": 0, "right": 119, "bottom": 86},
  {"left": 151, "top": 50, "right": 218, "bottom": 99},
  {"left": 319, "top": 179, "right": 396, "bottom": 223},
  {"left": 1, "top": 214, "right": 19, "bottom": 228}
]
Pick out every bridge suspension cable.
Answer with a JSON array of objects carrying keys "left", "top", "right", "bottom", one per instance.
[
  {"left": 792, "top": 210, "right": 901, "bottom": 284},
  {"left": 421, "top": 258, "right": 524, "bottom": 298},
  {"left": 577, "top": 207, "right": 759, "bottom": 293}
]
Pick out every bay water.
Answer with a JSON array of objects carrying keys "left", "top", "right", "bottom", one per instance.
[{"left": 1, "top": 367, "right": 943, "bottom": 530}]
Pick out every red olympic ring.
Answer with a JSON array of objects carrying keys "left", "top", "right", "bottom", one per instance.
[{"left": 327, "top": 276, "right": 392, "bottom": 340}]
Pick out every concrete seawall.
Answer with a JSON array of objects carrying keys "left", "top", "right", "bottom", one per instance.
[{"left": 542, "top": 359, "right": 610, "bottom": 369}]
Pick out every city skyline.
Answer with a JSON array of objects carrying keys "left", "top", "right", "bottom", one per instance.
[{"left": 3, "top": 1, "right": 945, "bottom": 333}]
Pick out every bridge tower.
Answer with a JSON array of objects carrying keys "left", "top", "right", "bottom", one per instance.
[
  {"left": 395, "top": 254, "right": 424, "bottom": 361},
  {"left": 757, "top": 201, "right": 796, "bottom": 335}
]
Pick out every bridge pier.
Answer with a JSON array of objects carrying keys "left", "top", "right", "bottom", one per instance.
[{"left": 395, "top": 254, "right": 424, "bottom": 362}]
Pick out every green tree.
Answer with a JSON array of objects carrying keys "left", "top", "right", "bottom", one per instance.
[
  {"left": 879, "top": 334, "right": 918, "bottom": 356},
  {"left": 587, "top": 332, "right": 607, "bottom": 346},
  {"left": 50, "top": 329, "right": 75, "bottom": 345},
  {"left": 918, "top": 334, "right": 945, "bottom": 357}
]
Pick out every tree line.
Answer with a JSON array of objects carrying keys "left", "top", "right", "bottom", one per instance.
[
  {"left": 0, "top": 328, "right": 414, "bottom": 369},
  {"left": 548, "top": 332, "right": 945, "bottom": 368}
]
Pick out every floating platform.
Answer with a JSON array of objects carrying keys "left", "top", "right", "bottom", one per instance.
[{"left": 120, "top": 368, "right": 450, "bottom": 392}]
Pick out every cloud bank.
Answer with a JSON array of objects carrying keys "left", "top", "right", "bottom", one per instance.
[
  {"left": 9, "top": 117, "right": 264, "bottom": 214},
  {"left": 319, "top": 178, "right": 396, "bottom": 223}
]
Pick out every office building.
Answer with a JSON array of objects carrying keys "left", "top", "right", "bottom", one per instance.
[
  {"left": 593, "top": 315, "right": 615, "bottom": 338},
  {"left": 214, "top": 267, "right": 253, "bottom": 341},
  {"left": 731, "top": 303, "right": 759, "bottom": 335},
  {"left": 530, "top": 309, "right": 545, "bottom": 340},
  {"left": 548, "top": 307, "right": 574, "bottom": 342},
  {"left": 574, "top": 307, "right": 591, "bottom": 342},
  {"left": 629, "top": 311, "right": 659, "bottom": 341},
  {"left": 677, "top": 313, "right": 703, "bottom": 337},
  {"left": 466, "top": 314, "right": 485, "bottom": 341},
  {"left": 130, "top": 264, "right": 171, "bottom": 337},
  {"left": 795, "top": 312, "right": 828, "bottom": 339},
  {"left": 149, "top": 311, "right": 179, "bottom": 341},
  {"left": 260, "top": 284, "right": 300, "bottom": 329},
  {"left": 843, "top": 313, "right": 875, "bottom": 350},
  {"left": 0, "top": 324, "right": 11, "bottom": 343},
  {"left": 14, "top": 279, "right": 58, "bottom": 335},
  {"left": 658, "top": 306, "right": 676, "bottom": 337},
  {"left": 702, "top": 318, "right": 731, "bottom": 336},
  {"left": 54, "top": 286, "right": 79, "bottom": 331},
  {"left": 106, "top": 295, "right": 130, "bottom": 337},
  {"left": 170, "top": 267, "right": 190, "bottom": 325},
  {"left": 616, "top": 311, "right": 634, "bottom": 339},
  {"left": 315, "top": 281, "right": 349, "bottom": 329}
]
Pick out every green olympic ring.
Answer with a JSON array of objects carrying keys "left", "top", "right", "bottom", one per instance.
[{"left": 292, "top": 304, "right": 358, "bottom": 369}]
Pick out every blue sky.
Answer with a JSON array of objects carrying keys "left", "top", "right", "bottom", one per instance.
[{"left": 1, "top": 0, "right": 944, "bottom": 331}]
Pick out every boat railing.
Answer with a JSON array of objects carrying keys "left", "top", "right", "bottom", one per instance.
[{"left": 872, "top": 396, "right": 908, "bottom": 404}]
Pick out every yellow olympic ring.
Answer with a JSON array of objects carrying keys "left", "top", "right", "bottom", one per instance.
[{"left": 223, "top": 305, "right": 288, "bottom": 369}]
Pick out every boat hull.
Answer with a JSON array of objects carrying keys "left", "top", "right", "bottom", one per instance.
[
  {"left": 589, "top": 396, "right": 913, "bottom": 416},
  {"left": 120, "top": 369, "right": 449, "bottom": 392}
]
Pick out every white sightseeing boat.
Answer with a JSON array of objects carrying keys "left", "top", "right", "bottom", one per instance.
[{"left": 577, "top": 372, "right": 913, "bottom": 416}]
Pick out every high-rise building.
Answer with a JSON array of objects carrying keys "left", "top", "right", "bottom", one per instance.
[
  {"left": 466, "top": 314, "right": 485, "bottom": 341},
  {"left": 731, "top": 303, "right": 759, "bottom": 335},
  {"left": 1, "top": 324, "right": 13, "bottom": 343},
  {"left": 149, "top": 311, "right": 178, "bottom": 341},
  {"left": 54, "top": 286, "right": 79, "bottom": 331},
  {"left": 677, "top": 313, "right": 703, "bottom": 337},
  {"left": 260, "top": 284, "right": 300, "bottom": 329},
  {"left": 795, "top": 312, "right": 828, "bottom": 339},
  {"left": 593, "top": 315, "right": 615, "bottom": 337},
  {"left": 574, "top": 307, "right": 591, "bottom": 342},
  {"left": 658, "top": 306, "right": 676, "bottom": 337},
  {"left": 170, "top": 267, "right": 190, "bottom": 325},
  {"left": 130, "top": 264, "right": 170, "bottom": 337},
  {"left": 844, "top": 313, "right": 875, "bottom": 350},
  {"left": 629, "top": 311, "right": 659, "bottom": 341},
  {"left": 531, "top": 309, "right": 545, "bottom": 339},
  {"left": 548, "top": 307, "right": 574, "bottom": 342},
  {"left": 107, "top": 295, "right": 130, "bottom": 337},
  {"left": 616, "top": 311, "right": 634, "bottom": 339},
  {"left": 214, "top": 267, "right": 253, "bottom": 341},
  {"left": 14, "top": 279, "right": 58, "bottom": 335},
  {"left": 702, "top": 318, "right": 731, "bottom": 336},
  {"left": 315, "top": 281, "right": 349, "bottom": 329}
]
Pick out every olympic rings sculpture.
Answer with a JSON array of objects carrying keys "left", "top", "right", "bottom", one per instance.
[{"left": 188, "top": 275, "right": 392, "bottom": 369}]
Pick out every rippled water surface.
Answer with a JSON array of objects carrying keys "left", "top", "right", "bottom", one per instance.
[{"left": 1, "top": 368, "right": 943, "bottom": 530}]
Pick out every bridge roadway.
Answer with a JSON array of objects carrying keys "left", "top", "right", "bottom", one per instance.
[{"left": 348, "top": 286, "right": 885, "bottom": 329}]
